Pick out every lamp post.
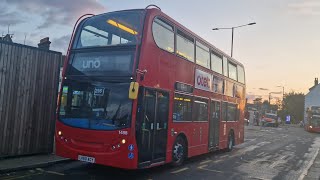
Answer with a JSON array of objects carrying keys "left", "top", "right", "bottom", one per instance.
[
  {"left": 276, "top": 85, "right": 285, "bottom": 102},
  {"left": 269, "top": 92, "right": 282, "bottom": 112},
  {"left": 212, "top": 22, "right": 256, "bottom": 57}
]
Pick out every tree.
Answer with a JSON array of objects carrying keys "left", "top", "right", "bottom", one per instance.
[
  {"left": 280, "top": 92, "right": 305, "bottom": 124},
  {"left": 253, "top": 97, "right": 262, "bottom": 111}
]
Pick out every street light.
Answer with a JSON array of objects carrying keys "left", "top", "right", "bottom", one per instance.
[
  {"left": 276, "top": 85, "right": 285, "bottom": 101},
  {"left": 269, "top": 92, "right": 282, "bottom": 105},
  {"left": 212, "top": 22, "right": 256, "bottom": 57}
]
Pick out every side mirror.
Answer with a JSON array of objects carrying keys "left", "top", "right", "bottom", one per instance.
[{"left": 129, "top": 82, "right": 139, "bottom": 100}]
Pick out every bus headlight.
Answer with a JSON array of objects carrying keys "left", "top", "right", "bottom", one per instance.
[
  {"left": 310, "top": 126, "right": 313, "bottom": 128},
  {"left": 58, "top": 131, "right": 62, "bottom": 136},
  {"left": 121, "top": 139, "right": 126, "bottom": 144}
]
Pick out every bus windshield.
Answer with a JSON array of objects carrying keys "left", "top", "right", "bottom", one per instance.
[
  {"left": 73, "top": 10, "right": 145, "bottom": 49},
  {"left": 59, "top": 81, "right": 132, "bottom": 130},
  {"left": 311, "top": 117, "right": 320, "bottom": 127}
]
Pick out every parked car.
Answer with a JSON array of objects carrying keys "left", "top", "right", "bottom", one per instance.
[{"left": 261, "top": 113, "right": 278, "bottom": 127}]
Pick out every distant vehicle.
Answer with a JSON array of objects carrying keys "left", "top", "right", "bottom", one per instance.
[
  {"left": 55, "top": 6, "right": 247, "bottom": 169},
  {"left": 305, "top": 106, "right": 320, "bottom": 133},
  {"left": 261, "top": 113, "right": 278, "bottom": 127}
]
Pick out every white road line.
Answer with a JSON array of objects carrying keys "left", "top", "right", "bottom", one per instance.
[
  {"left": 256, "top": 152, "right": 265, "bottom": 157},
  {"left": 298, "top": 148, "right": 319, "bottom": 180},
  {"left": 197, "top": 165, "right": 223, "bottom": 173},
  {"left": 200, "top": 160, "right": 212, "bottom": 165},
  {"left": 171, "top": 167, "right": 189, "bottom": 174},
  {"left": 220, "top": 155, "right": 229, "bottom": 158},
  {"left": 46, "top": 171, "right": 65, "bottom": 176}
]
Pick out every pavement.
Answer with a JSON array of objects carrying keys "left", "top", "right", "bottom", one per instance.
[
  {"left": 0, "top": 125, "right": 319, "bottom": 180},
  {"left": 0, "top": 154, "right": 69, "bottom": 173}
]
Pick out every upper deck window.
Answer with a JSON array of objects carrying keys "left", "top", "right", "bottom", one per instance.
[
  {"left": 223, "top": 57, "right": 228, "bottom": 77},
  {"left": 237, "top": 65, "right": 245, "bottom": 84},
  {"left": 228, "top": 62, "right": 237, "bottom": 81},
  {"left": 152, "top": 18, "right": 174, "bottom": 53},
  {"left": 73, "top": 10, "right": 145, "bottom": 49},
  {"left": 211, "top": 52, "right": 223, "bottom": 74},
  {"left": 176, "top": 29, "right": 194, "bottom": 62},
  {"left": 196, "top": 41, "right": 210, "bottom": 68}
]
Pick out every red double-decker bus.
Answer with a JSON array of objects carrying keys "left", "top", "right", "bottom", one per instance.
[
  {"left": 305, "top": 106, "right": 320, "bottom": 133},
  {"left": 56, "top": 6, "right": 246, "bottom": 169}
]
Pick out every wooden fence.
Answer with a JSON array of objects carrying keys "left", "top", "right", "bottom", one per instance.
[{"left": 0, "top": 41, "right": 61, "bottom": 157}]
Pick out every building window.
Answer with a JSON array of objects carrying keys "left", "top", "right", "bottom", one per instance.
[
  {"left": 237, "top": 65, "right": 245, "bottom": 84},
  {"left": 173, "top": 94, "right": 192, "bottom": 121},
  {"left": 211, "top": 52, "right": 223, "bottom": 74},
  {"left": 223, "top": 57, "right": 228, "bottom": 77},
  {"left": 196, "top": 41, "right": 210, "bottom": 68},
  {"left": 227, "top": 103, "right": 237, "bottom": 121},
  {"left": 228, "top": 62, "right": 237, "bottom": 81},
  {"left": 176, "top": 29, "right": 194, "bottom": 61},
  {"left": 193, "top": 98, "right": 208, "bottom": 121},
  {"left": 222, "top": 102, "right": 227, "bottom": 121},
  {"left": 152, "top": 18, "right": 174, "bottom": 53}
]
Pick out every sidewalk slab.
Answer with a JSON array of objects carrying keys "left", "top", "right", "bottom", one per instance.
[{"left": 0, "top": 154, "right": 70, "bottom": 173}]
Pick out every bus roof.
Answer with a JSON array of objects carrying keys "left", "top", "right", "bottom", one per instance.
[
  {"left": 147, "top": 8, "right": 245, "bottom": 67},
  {"left": 89, "top": 7, "right": 245, "bottom": 67}
]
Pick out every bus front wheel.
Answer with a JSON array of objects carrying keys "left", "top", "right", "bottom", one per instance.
[{"left": 172, "top": 136, "right": 186, "bottom": 166}]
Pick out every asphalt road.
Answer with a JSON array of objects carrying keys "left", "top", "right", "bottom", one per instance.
[{"left": 1, "top": 125, "right": 319, "bottom": 180}]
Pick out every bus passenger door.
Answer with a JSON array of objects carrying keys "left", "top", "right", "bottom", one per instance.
[
  {"left": 209, "top": 100, "right": 221, "bottom": 150},
  {"left": 136, "top": 88, "right": 169, "bottom": 167}
]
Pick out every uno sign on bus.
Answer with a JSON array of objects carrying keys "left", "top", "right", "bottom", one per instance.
[{"left": 195, "top": 69, "right": 212, "bottom": 92}]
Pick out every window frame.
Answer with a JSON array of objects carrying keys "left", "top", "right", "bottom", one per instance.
[
  {"left": 221, "top": 101, "right": 228, "bottom": 122},
  {"left": 173, "top": 93, "right": 193, "bottom": 122},
  {"left": 152, "top": 17, "right": 175, "bottom": 54},
  {"left": 192, "top": 96, "right": 209, "bottom": 122},
  {"left": 227, "top": 103, "right": 238, "bottom": 122},
  {"left": 195, "top": 41, "right": 210, "bottom": 68},
  {"left": 237, "top": 65, "right": 245, "bottom": 84},
  {"left": 228, "top": 61, "right": 238, "bottom": 81},
  {"left": 211, "top": 51, "right": 223, "bottom": 74},
  {"left": 176, "top": 29, "right": 195, "bottom": 62}
]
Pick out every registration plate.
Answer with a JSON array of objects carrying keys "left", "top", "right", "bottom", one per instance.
[{"left": 78, "top": 155, "right": 95, "bottom": 163}]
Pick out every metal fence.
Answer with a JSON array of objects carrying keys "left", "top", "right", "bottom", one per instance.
[{"left": 0, "top": 41, "right": 61, "bottom": 157}]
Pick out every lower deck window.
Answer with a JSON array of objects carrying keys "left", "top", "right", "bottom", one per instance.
[
  {"left": 193, "top": 98, "right": 208, "bottom": 121},
  {"left": 173, "top": 94, "right": 192, "bottom": 121}
]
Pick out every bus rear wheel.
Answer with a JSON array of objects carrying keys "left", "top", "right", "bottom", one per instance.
[{"left": 172, "top": 136, "right": 186, "bottom": 166}]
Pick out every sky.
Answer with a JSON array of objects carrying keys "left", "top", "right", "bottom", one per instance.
[{"left": 1, "top": 0, "right": 320, "bottom": 101}]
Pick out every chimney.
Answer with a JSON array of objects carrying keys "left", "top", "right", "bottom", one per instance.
[
  {"left": 38, "top": 37, "right": 51, "bottom": 50},
  {"left": 315, "top": 78, "right": 318, "bottom": 86}
]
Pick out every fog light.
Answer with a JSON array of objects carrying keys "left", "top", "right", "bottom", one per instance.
[
  {"left": 58, "top": 131, "right": 62, "bottom": 136},
  {"left": 121, "top": 139, "right": 126, "bottom": 144}
]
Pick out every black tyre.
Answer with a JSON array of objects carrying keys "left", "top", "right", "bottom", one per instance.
[
  {"left": 227, "top": 133, "right": 234, "bottom": 152},
  {"left": 172, "top": 136, "right": 186, "bottom": 166}
]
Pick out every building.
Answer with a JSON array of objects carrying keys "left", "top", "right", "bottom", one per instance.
[{"left": 304, "top": 78, "right": 320, "bottom": 123}]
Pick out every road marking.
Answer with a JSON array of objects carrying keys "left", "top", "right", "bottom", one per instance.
[
  {"left": 1, "top": 173, "right": 42, "bottom": 180},
  {"left": 197, "top": 165, "right": 223, "bottom": 173},
  {"left": 200, "top": 160, "right": 212, "bottom": 164},
  {"left": 171, "top": 167, "right": 189, "bottom": 174},
  {"left": 256, "top": 152, "right": 265, "bottom": 157},
  {"left": 46, "top": 171, "right": 65, "bottom": 176},
  {"left": 213, "top": 159, "right": 223, "bottom": 163},
  {"left": 298, "top": 147, "right": 319, "bottom": 180},
  {"left": 220, "top": 155, "right": 229, "bottom": 158}
]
